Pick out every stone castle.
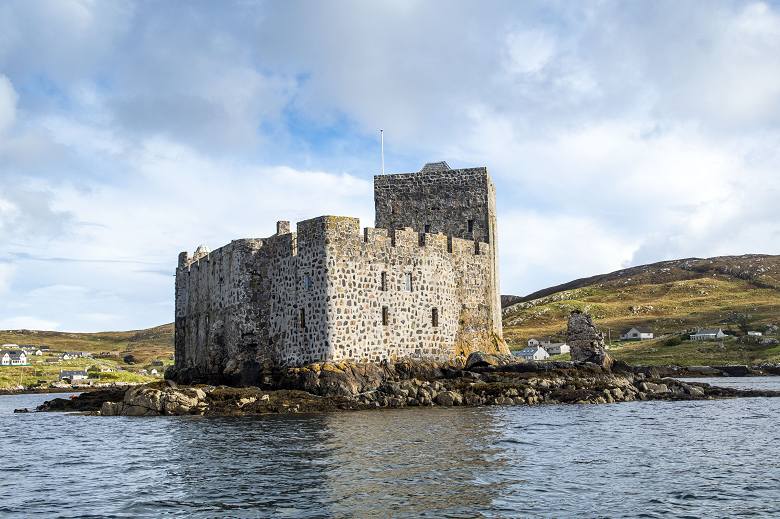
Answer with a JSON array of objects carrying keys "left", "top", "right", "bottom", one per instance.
[{"left": 174, "top": 162, "right": 508, "bottom": 382}]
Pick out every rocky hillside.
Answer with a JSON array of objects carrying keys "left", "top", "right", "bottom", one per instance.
[{"left": 501, "top": 254, "right": 780, "bottom": 354}]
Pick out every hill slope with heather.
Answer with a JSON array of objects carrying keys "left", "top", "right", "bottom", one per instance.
[{"left": 502, "top": 254, "right": 780, "bottom": 365}]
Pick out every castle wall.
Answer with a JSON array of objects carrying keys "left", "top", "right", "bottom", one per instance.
[
  {"left": 318, "top": 217, "right": 497, "bottom": 363},
  {"left": 374, "top": 167, "right": 502, "bottom": 339}
]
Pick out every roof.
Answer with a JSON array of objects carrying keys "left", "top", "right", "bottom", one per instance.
[
  {"left": 622, "top": 327, "right": 653, "bottom": 334},
  {"left": 418, "top": 161, "right": 451, "bottom": 173},
  {"left": 60, "top": 370, "right": 88, "bottom": 376},
  {"left": 519, "top": 346, "right": 547, "bottom": 354},
  {"left": 5, "top": 350, "right": 25, "bottom": 358},
  {"left": 530, "top": 337, "right": 551, "bottom": 342},
  {"left": 693, "top": 329, "right": 722, "bottom": 335}
]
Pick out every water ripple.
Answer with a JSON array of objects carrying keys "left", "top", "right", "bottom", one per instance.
[{"left": 1, "top": 380, "right": 779, "bottom": 518}]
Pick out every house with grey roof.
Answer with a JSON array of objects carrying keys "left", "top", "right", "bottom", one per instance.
[
  {"left": 620, "top": 327, "right": 654, "bottom": 341},
  {"left": 691, "top": 329, "right": 726, "bottom": 340},
  {"left": 527, "top": 337, "right": 551, "bottom": 347},
  {"left": 513, "top": 345, "right": 550, "bottom": 361},
  {"left": 543, "top": 343, "right": 570, "bottom": 356},
  {"left": 59, "top": 370, "right": 89, "bottom": 382},
  {"left": 1, "top": 350, "right": 27, "bottom": 365}
]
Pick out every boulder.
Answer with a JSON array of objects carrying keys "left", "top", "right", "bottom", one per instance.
[
  {"left": 465, "top": 352, "right": 517, "bottom": 370},
  {"left": 434, "top": 391, "right": 463, "bottom": 406},
  {"left": 567, "top": 312, "right": 612, "bottom": 368}
]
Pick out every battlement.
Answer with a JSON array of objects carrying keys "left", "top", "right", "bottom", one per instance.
[{"left": 179, "top": 216, "right": 489, "bottom": 272}]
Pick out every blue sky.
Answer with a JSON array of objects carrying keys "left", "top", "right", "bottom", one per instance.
[{"left": 1, "top": 0, "right": 780, "bottom": 332}]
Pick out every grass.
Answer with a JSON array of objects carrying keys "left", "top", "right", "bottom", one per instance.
[{"left": 503, "top": 274, "right": 780, "bottom": 366}]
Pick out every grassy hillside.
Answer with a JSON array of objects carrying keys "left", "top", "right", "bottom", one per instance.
[
  {"left": 502, "top": 254, "right": 780, "bottom": 366},
  {"left": 0, "top": 324, "right": 174, "bottom": 366}
]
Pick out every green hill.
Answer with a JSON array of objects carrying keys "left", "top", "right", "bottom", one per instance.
[
  {"left": 502, "top": 254, "right": 780, "bottom": 366},
  {"left": 0, "top": 324, "right": 174, "bottom": 365}
]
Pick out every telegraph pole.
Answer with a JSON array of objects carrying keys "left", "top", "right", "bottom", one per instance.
[{"left": 380, "top": 129, "right": 384, "bottom": 175}]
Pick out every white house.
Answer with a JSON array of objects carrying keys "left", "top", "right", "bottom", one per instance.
[
  {"left": 620, "top": 327, "right": 654, "bottom": 341},
  {"left": 691, "top": 329, "right": 726, "bottom": 340},
  {"left": 747, "top": 331, "right": 763, "bottom": 336},
  {"left": 514, "top": 345, "right": 550, "bottom": 361},
  {"left": 1, "top": 350, "right": 28, "bottom": 365},
  {"left": 544, "top": 343, "right": 570, "bottom": 356},
  {"left": 34, "top": 349, "right": 43, "bottom": 356},
  {"left": 59, "top": 370, "right": 89, "bottom": 382},
  {"left": 527, "top": 337, "right": 551, "bottom": 347}
]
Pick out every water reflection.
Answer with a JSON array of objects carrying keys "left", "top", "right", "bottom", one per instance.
[{"left": 320, "top": 408, "right": 508, "bottom": 518}]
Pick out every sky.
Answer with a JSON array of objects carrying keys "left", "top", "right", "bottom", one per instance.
[{"left": 1, "top": 0, "right": 780, "bottom": 332}]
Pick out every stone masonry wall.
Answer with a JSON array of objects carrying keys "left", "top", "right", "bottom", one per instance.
[
  {"left": 175, "top": 216, "right": 504, "bottom": 380},
  {"left": 374, "top": 167, "right": 502, "bottom": 339}
]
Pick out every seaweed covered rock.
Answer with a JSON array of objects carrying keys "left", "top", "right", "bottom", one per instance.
[
  {"left": 465, "top": 351, "right": 517, "bottom": 370},
  {"left": 100, "top": 383, "right": 207, "bottom": 416}
]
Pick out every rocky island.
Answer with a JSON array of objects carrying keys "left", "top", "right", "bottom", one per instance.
[{"left": 37, "top": 312, "right": 780, "bottom": 417}]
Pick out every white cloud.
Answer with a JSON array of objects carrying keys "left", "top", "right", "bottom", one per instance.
[
  {"left": 1, "top": 1, "right": 780, "bottom": 327},
  {"left": 0, "top": 316, "right": 61, "bottom": 331}
]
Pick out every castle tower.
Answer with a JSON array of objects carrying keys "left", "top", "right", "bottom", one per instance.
[{"left": 374, "top": 163, "right": 502, "bottom": 340}]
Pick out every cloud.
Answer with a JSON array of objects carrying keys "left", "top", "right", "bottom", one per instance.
[
  {"left": 1, "top": 1, "right": 780, "bottom": 327},
  {"left": 0, "top": 316, "right": 61, "bottom": 330}
]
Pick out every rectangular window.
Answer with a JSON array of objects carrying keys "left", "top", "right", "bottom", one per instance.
[
  {"left": 432, "top": 308, "right": 438, "bottom": 327},
  {"left": 300, "top": 309, "right": 305, "bottom": 328},
  {"left": 304, "top": 274, "right": 310, "bottom": 291},
  {"left": 405, "top": 274, "right": 412, "bottom": 292},
  {"left": 424, "top": 224, "right": 431, "bottom": 233},
  {"left": 468, "top": 220, "right": 474, "bottom": 233},
  {"left": 381, "top": 272, "right": 387, "bottom": 291},
  {"left": 382, "top": 306, "right": 388, "bottom": 326}
]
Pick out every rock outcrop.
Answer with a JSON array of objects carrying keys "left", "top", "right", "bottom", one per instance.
[
  {"left": 567, "top": 311, "right": 612, "bottom": 367},
  {"left": 100, "top": 383, "right": 207, "bottom": 416}
]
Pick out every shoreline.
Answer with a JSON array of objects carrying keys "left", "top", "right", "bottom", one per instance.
[{"left": 30, "top": 358, "right": 780, "bottom": 417}]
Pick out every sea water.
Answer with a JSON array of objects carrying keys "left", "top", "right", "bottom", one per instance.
[{"left": 1, "top": 378, "right": 779, "bottom": 519}]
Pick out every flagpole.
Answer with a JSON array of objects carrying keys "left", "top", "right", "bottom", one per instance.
[{"left": 381, "top": 129, "right": 384, "bottom": 175}]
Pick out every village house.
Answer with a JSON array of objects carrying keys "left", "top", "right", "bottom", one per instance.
[
  {"left": 1, "top": 350, "right": 28, "bottom": 366},
  {"left": 691, "top": 329, "right": 727, "bottom": 340},
  {"left": 514, "top": 345, "right": 550, "bottom": 361},
  {"left": 527, "top": 337, "right": 551, "bottom": 347},
  {"left": 59, "top": 370, "right": 88, "bottom": 382},
  {"left": 620, "top": 327, "right": 654, "bottom": 341},
  {"left": 151, "top": 361, "right": 164, "bottom": 367},
  {"left": 45, "top": 358, "right": 61, "bottom": 363},
  {"left": 543, "top": 343, "right": 570, "bottom": 356},
  {"left": 747, "top": 331, "right": 763, "bottom": 336},
  {"left": 39, "top": 346, "right": 51, "bottom": 352}
]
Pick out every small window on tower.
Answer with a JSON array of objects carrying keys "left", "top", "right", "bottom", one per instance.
[
  {"left": 304, "top": 274, "right": 310, "bottom": 291},
  {"left": 382, "top": 306, "right": 389, "bottom": 326},
  {"left": 468, "top": 220, "right": 474, "bottom": 233},
  {"left": 405, "top": 274, "right": 412, "bottom": 292},
  {"left": 432, "top": 308, "right": 438, "bottom": 327},
  {"left": 381, "top": 272, "right": 387, "bottom": 291},
  {"left": 300, "top": 309, "right": 306, "bottom": 328},
  {"left": 424, "top": 224, "right": 431, "bottom": 233}
]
